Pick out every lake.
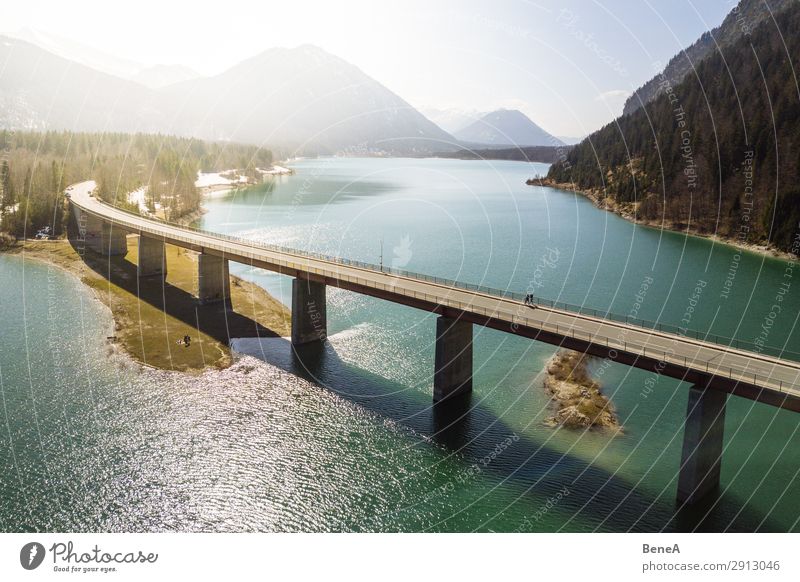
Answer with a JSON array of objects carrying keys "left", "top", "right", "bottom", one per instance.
[{"left": 1, "top": 157, "right": 799, "bottom": 532}]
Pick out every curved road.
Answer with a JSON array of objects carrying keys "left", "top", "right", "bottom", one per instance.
[{"left": 68, "top": 180, "right": 800, "bottom": 410}]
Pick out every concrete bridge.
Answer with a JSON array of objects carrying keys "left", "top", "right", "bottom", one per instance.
[{"left": 69, "top": 180, "right": 800, "bottom": 507}]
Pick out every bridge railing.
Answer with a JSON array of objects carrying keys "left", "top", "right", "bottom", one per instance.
[
  {"left": 97, "top": 199, "right": 800, "bottom": 363},
  {"left": 322, "top": 274, "right": 798, "bottom": 393}
]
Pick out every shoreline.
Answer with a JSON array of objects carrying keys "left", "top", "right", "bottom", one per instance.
[
  {"left": 196, "top": 162, "right": 295, "bottom": 196},
  {"left": 2, "top": 238, "right": 291, "bottom": 373},
  {"left": 173, "top": 205, "right": 208, "bottom": 225},
  {"left": 535, "top": 178, "right": 798, "bottom": 261}
]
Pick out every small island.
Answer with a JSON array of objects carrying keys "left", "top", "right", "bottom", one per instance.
[{"left": 543, "top": 349, "right": 620, "bottom": 431}]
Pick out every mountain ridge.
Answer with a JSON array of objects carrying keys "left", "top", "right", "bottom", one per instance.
[
  {"left": 156, "top": 44, "right": 456, "bottom": 153},
  {"left": 0, "top": 40, "right": 455, "bottom": 154},
  {"left": 622, "top": 0, "right": 794, "bottom": 116},
  {"left": 454, "top": 109, "right": 564, "bottom": 147},
  {"left": 546, "top": 1, "right": 800, "bottom": 253},
  {"left": 0, "top": 35, "right": 159, "bottom": 132}
]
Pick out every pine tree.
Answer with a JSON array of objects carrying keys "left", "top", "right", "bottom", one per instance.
[{"left": 1, "top": 160, "right": 14, "bottom": 210}]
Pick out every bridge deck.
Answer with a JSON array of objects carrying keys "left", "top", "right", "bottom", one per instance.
[{"left": 69, "top": 180, "right": 800, "bottom": 410}]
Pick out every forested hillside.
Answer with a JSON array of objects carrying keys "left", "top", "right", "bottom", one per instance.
[
  {"left": 622, "top": 0, "right": 793, "bottom": 115},
  {"left": 547, "top": 2, "right": 800, "bottom": 252},
  {"left": 0, "top": 132, "right": 272, "bottom": 239}
]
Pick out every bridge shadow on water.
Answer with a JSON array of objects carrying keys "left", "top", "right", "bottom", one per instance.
[
  {"left": 235, "top": 336, "right": 780, "bottom": 532},
  {"left": 67, "top": 231, "right": 780, "bottom": 531}
]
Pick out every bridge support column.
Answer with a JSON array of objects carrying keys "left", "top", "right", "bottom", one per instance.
[
  {"left": 137, "top": 235, "right": 167, "bottom": 278},
  {"left": 102, "top": 224, "right": 128, "bottom": 256},
  {"left": 197, "top": 253, "right": 230, "bottom": 304},
  {"left": 291, "top": 278, "right": 327, "bottom": 345},
  {"left": 77, "top": 209, "right": 102, "bottom": 251},
  {"left": 433, "top": 316, "right": 473, "bottom": 403},
  {"left": 81, "top": 211, "right": 127, "bottom": 255},
  {"left": 677, "top": 381, "right": 727, "bottom": 505}
]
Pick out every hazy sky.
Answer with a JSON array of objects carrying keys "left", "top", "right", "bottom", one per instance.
[{"left": 3, "top": 0, "right": 735, "bottom": 137}]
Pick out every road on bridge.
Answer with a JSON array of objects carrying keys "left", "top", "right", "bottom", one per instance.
[{"left": 68, "top": 180, "right": 800, "bottom": 409}]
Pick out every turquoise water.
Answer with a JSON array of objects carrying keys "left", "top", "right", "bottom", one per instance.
[{"left": 2, "top": 157, "right": 800, "bottom": 531}]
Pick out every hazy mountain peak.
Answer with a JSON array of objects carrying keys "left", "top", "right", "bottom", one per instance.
[
  {"left": 454, "top": 109, "right": 564, "bottom": 147},
  {"left": 0, "top": 34, "right": 156, "bottom": 132},
  {"left": 9, "top": 27, "right": 143, "bottom": 79},
  {"left": 0, "top": 36, "right": 454, "bottom": 154},
  {"left": 421, "top": 107, "right": 488, "bottom": 134},
  {"left": 156, "top": 44, "right": 455, "bottom": 153}
]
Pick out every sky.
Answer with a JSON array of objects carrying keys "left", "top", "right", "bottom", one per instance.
[{"left": 1, "top": 0, "right": 736, "bottom": 137}]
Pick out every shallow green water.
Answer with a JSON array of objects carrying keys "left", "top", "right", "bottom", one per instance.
[{"left": 1, "top": 157, "right": 799, "bottom": 532}]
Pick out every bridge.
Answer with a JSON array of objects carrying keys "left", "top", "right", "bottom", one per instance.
[{"left": 68, "top": 180, "right": 800, "bottom": 507}]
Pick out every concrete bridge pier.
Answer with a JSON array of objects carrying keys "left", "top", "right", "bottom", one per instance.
[
  {"left": 291, "top": 278, "right": 327, "bottom": 345},
  {"left": 676, "top": 381, "right": 727, "bottom": 505},
  {"left": 137, "top": 235, "right": 167, "bottom": 278},
  {"left": 433, "top": 315, "right": 473, "bottom": 403},
  {"left": 197, "top": 253, "right": 230, "bottom": 304},
  {"left": 80, "top": 211, "right": 128, "bottom": 255}
]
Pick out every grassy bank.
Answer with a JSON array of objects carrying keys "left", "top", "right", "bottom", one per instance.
[{"left": 6, "top": 238, "right": 291, "bottom": 372}]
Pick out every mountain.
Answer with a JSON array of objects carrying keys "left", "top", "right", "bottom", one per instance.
[
  {"left": 421, "top": 107, "right": 486, "bottom": 134},
  {"left": 546, "top": 1, "right": 800, "bottom": 253},
  {"left": 0, "top": 41, "right": 454, "bottom": 154},
  {"left": 622, "top": 0, "right": 794, "bottom": 116},
  {"left": 156, "top": 45, "right": 455, "bottom": 154},
  {"left": 0, "top": 35, "right": 159, "bottom": 132},
  {"left": 453, "top": 109, "right": 564, "bottom": 147},
  {"left": 10, "top": 29, "right": 200, "bottom": 89},
  {"left": 9, "top": 28, "right": 143, "bottom": 79},
  {"left": 131, "top": 64, "right": 201, "bottom": 89}
]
